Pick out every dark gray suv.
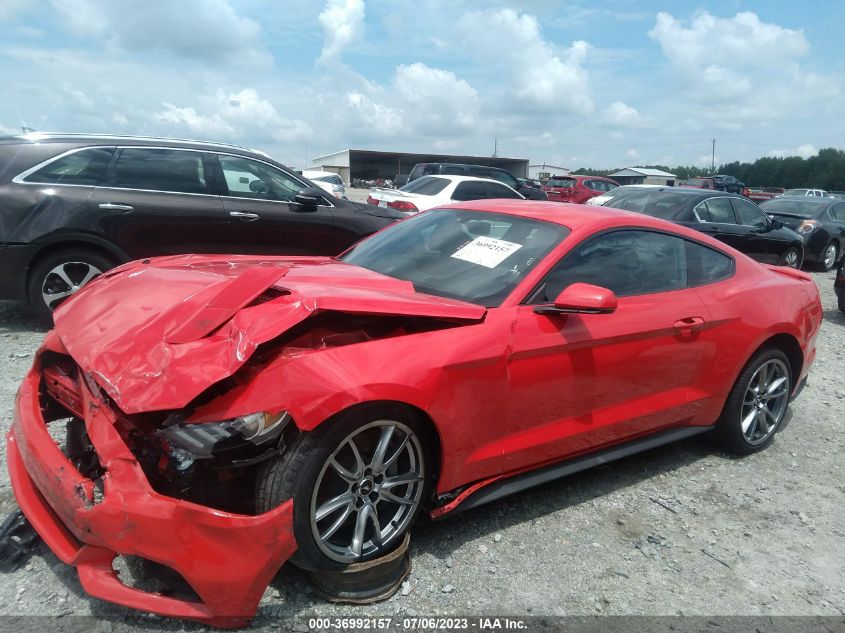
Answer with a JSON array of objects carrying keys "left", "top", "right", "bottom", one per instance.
[{"left": 0, "top": 133, "right": 401, "bottom": 324}]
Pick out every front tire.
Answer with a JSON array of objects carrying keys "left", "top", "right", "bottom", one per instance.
[
  {"left": 27, "top": 249, "right": 113, "bottom": 327},
  {"left": 715, "top": 347, "right": 792, "bottom": 454},
  {"left": 255, "top": 405, "right": 433, "bottom": 571},
  {"left": 778, "top": 247, "right": 801, "bottom": 269}
]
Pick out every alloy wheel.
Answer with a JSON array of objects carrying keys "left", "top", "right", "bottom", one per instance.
[
  {"left": 41, "top": 261, "right": 103, "bottom": 311},
  {"left": 783, "top": 249, "right": 800, "bottom": 268},
  {"left": 741, "top": 359, "right": 790, "bottom": 445},
  {"left": 823, "top": 244, "right": 837, "bottom": 270},
  {"left": 310, "top": 421, "right": 425, "bottom": 563}
]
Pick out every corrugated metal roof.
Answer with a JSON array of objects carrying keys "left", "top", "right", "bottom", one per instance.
[{"left": 608, "top": 167, "right": 677, "bottom": 178}]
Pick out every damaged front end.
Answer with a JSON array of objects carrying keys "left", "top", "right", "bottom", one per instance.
[
  {"left": 6, "top": 255, "right": 486, "bottom": 626},
  {"left": 7, "top": 333, "right": 298, "bottom": 628}
]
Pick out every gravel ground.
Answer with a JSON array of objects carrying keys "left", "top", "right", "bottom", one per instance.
[{"left": 0, "top": 269, "right": 842, "bottom": 631}]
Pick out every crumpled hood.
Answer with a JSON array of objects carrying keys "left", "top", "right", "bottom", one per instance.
[{"left": 52, "top": 254, "right": 486, "bottom": 414}]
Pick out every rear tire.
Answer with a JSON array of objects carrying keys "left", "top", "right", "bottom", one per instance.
[
  {"left": 715, "top": 347, "right": 792, "bottom": 455},
  {"left": 27, "top": 249, "right": 113, "bottom": 327},
  {"left": 818, "top": 241, "right": 838, "bottom": 272},
  {"left": 255, "top": 404, "right": 433, "bottom": 572},
  {"left": 839, "top": 294, "right": 845, "bottom": 314}
]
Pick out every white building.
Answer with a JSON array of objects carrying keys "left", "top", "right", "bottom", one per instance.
[
  {"left": 607, "top": 167, "right": 677, "bottom": 186},
  {"left": 528, "top": 164, "right": 569, "bottom": 181}
]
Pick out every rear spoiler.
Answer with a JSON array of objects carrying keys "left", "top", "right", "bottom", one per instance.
[{"left": 763, "top": 264, "right": 812, "bottom": 282}]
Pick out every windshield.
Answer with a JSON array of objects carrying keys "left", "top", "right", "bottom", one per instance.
[
  {"left": 604, "top": 190, "right": 692, "bottom": 219},
  {"left": 340, "top": 209, "right": 568, "bottom": 307},
  {"left": 546, "top": 177, "right": 576, "bottom": 187},
  {"left": 784, "top": 189, "right": 809, "bottom": 195},
  {"left": 399, "top": 176, "right": 450, "bottom": 195}
]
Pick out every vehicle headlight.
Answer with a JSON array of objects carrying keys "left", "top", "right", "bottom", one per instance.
[
  {"left": 798, "top": 220, "right": 820, "bottom": 234},
  {"left": 157, "top": 411, "right": 290, "bottom": 462}
]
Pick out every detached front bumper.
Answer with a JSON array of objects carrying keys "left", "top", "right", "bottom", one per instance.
[{"left": 7, "top": 362, "right": 297, "bottom": 628}]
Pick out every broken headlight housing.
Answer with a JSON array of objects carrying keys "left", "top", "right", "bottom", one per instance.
[{"left": 156, "top": 411, "right": 290, "bottom": 467}]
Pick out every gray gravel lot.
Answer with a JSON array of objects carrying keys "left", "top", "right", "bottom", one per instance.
[{"left": 0, "top": 269, "right": 842, "bottom": 630}]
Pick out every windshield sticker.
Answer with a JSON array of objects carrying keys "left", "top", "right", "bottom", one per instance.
[{"left": 451, "top": 236, "right": 523, "bottom": 268}]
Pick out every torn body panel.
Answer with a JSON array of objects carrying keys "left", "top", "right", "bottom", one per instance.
[{"left": 53, "top": 255, "right": 486, "bottom": 414}]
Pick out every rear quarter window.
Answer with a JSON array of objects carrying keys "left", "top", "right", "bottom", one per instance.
[{"left": 22, "top": 147, "right": 114, "bottom": 186}]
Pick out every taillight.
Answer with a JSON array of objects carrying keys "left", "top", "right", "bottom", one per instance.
[
  {"left": 387, "top": 200, "right": 419, "bottom": 213},
  {"left": 366, "top": 195, "right": 378, "bottom": 205}
]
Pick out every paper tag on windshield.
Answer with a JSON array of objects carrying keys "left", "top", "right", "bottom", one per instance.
[{"left": 451, "top": 236, "right": 523, "bottom": 268}]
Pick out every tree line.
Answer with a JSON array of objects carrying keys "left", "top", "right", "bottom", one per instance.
[{"left": 573, "top": 147, "right": 845, "bottom": 191}]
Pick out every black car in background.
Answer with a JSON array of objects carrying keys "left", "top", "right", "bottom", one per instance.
[
  {"left": 0, "top": 133, "right": 402, "bottom": 324},
  {"left": 603, "top": 188, "right": 804, "bottom": 267},
  {"left": 712, "top": 174, "right": 746, "bottom": 194},
  {"left": 759, "top": 197, "right": 845, "bottom": 271},
  {"left": 407, "top": 162, "right": 547, "bottom": 200}
]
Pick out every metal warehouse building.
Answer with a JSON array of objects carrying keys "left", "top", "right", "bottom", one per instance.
[
  {"left": 310, "top": 149, "right": 529, "bottom": 186},
  {"left": 607, "top": 167, "right": 677, "bottom": 186}
]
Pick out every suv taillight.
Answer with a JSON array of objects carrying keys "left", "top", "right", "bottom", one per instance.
[{"left": 366, "top": 195, "right": 379, "bottom": 206}]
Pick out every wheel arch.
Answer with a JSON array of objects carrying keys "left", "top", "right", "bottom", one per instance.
[
  {"left": 750, "top": 332, "right": 804, "bottom": 390},
  {"left": 24, "top": 236, "right": 129, "bottom": 305},
  {"left": 315, "top": 400, "right": 444, "bottom": 498}
]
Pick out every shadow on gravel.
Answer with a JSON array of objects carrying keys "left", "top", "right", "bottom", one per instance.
[
  {"left": 822, "top": 307, "right": 845, "bottom": 326},
  {"left": 0, "top": 301, "right": 42, "bottom": 335}
]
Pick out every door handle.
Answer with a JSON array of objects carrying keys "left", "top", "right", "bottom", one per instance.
[
  {"left": 700, "top": 225, "right": 719, "bottom": 233},
  {"left": 229, "top": 211, "right": 260, "bottom": 221},
  {"left": 673, "top": 316, "right": 706, "bottom": 333},
  {"left": 98, "top": 203, "right": 134, "bottom": 212}
]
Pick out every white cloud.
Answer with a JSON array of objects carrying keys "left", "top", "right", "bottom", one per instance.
[
  {"left": 318, "top": 0, "right": 365, "bottom": 63},
  {"left": 768, "top": 144, "right": 819, "bottom": 159},
  {"left": 393, "top": 63, "right": 479, "bottom": 132},
  {"left": 455, "top": 8, "right": 593, "bottom": 114},
  {"left": 50, "top": 0, "right": 270, "bottom": 64},
  {"left": 650, "top": 11, "right": 808, "bottom": 72},
  {"left": 625, "top": 148, "right": 639, "bottom": 159},
  {"left": 0, "top": 0, "right": 29, "bottom": 21},
  {"left": 605, "top": 101, "right": 640, "bottom": 126},
  {"left": 154, "top": 89, "right": 312, "bottom": 143}
]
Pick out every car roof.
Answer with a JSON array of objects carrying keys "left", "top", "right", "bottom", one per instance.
[
  {"left": 0, "top": 132, "right": 270, "bottom": 157},
  {"left": 421, "top": 175, "right": 517, "bottom": 187},
  {"left": 764, "top": 196, "right": 832, "bottom": 206}
]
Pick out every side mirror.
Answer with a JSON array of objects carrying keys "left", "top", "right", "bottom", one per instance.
[
  {"left": 293, "top": 186, "right": 325, "bottom": 209},
  {"left": 770, "top": 218, "right": 784, "bottom": 230},
  {"left": 534, "top": 283, "right": 618, "bottom": 315}
]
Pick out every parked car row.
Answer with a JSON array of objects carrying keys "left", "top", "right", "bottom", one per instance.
[{"left": 366, "top": 175, "right": 523, "bottom": 214}]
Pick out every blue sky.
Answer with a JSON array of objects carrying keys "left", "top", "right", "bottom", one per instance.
[{"left": 1, "top": 0, "right": 843, "bottom": 170}]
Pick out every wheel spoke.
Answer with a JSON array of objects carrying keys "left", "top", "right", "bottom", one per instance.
[
  {"left": 321, "top": 502, "right": 354, "bottom": 541},
  {"left": 368, "top": 507, "right": 383, "bottom": 548},
  {"left": 382, "top": 471, "right": 423, "bottom": 490},
  {"left": 380, "top": 488, "right": 415, "bottom": 505},
  {"left": 370, "top": 425, "right": 395, "bottom": 473},
  {"left": 763, "top": 407, "right": 778, "bottom": 424},
  {"left": 78, "top": 265, "right": 101, "bottom": 287},
  {"left": 315, "top": 492, "right": 354, "bottom": 523},
  {"left": 756, "top": 410, "right": 770, "bottom": 435},
  {"left": 348, "top": 438, "right": 365, "bottom": 478},
  {"left": 42, "top": 288, "right": 73, "bottom": 307},
  {"left": 54, "top": 266, "right": 75, "bottom": 290},
  {"left": 330, "top": 458, "right": 359, "bottom": 483},
  {"left": 741, "top": 408, "right": 758, "bottom": 434},
  {"left": 351, "top": 505, "right": 371, "bottom": 557},
  {"left": 766, "top": 376, "right": 787, "bottom": 397},
  {"left": 383, "top": 433, "right": 410, "bottom": 471}
]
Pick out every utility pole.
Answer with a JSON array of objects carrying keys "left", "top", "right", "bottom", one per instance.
[
  {"left": 493, "top": 138, "right": 498, "bottom": 158},
  {"left": 711, "top": 138, "right": 716, "bottom": 173}
]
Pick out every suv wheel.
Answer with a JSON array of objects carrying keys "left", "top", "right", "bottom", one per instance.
[
  {"left": 27, "top": 249, "right": 113, "bottom": 326},
  {"left": 819, "top": 241, "right": 838, "bottom": 272}
]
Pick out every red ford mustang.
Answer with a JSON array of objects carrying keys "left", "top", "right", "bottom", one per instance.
[{"left": 7, "top": 201, "right": 822, "bottom": 626}]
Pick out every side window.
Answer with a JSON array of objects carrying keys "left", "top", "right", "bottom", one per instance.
[
  {"left": 440, "top": 165, "right": 464, "bottom": 176},
  {"left": 685, "top": 241, "right": 734, "bottom": 286},
  {"left": 733, "top": 198, "right": 768, "bottom": 227},
  {"left": 451, "top": 181, "right": 487, "bottom": 201},
  {"left": 469, "top": 167, "right": 492, "bottom": 179},
  {"left": 532, "top": 230, "right": 688, "bottom": 302},
  {"left": 488, "top": 170, "right": 519, "bottom": 188},
  {"left": 113, "top": 148, "right": 207, "bottom": 194},
  {"left": 700, "top": 198, "right": 736, "bottom": 223},
  {"left": 24, "top": 147, "right": 114, "bottom": 185},
  {"left": 832, "top": 204, "right": 845, "bottom": 221},
  {"left": 484, "top": 182, "right": 521, "bottom": 199},
  {"left": 217, "top": 155, "right": 305, "bottom": 202}
]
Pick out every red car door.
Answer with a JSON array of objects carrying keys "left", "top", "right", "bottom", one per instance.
[{"left": 500, "top": 229, "right": 722, "bottom": 474}]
